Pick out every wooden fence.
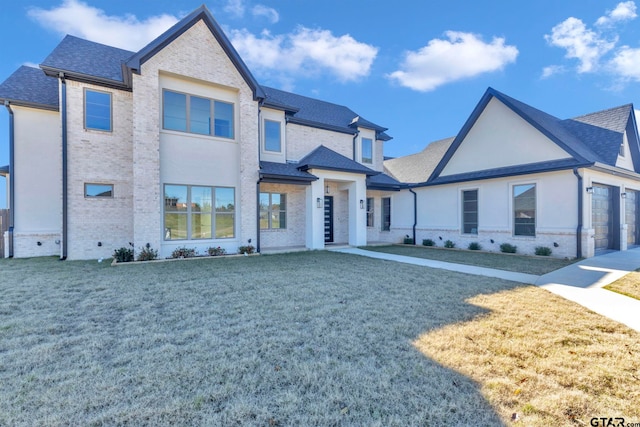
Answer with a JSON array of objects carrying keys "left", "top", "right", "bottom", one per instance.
[{"left": 0, "top": 209, "right": 8, "bottom": 258}]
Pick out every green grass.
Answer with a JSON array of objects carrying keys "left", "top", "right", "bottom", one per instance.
[
  {"left": 604, "top": 269, "right": 640, "bottom": 300},
  {"left": 0, "top": 252, "right": 637, "bottom": 426},
  {"left": 364, "top": 245, "right": 577, "bottom": 275}
]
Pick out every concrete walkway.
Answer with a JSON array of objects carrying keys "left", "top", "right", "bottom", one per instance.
[{"left": 331, "top": 247, "right": 640, "bottom": 332}]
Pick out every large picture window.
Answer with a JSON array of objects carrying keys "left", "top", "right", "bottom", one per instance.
[
  {"left": 162, "top": 89, "right": 234, "bottom": 139},
  {"left": 164, "top": 185, "right": 235, "bottom": 240},
  {"left": 260, "top": 193, "right": 286, "bottom": 229},
  {"left": 361, "top": 137, "right": 373, "bottom": 164},
  {"left": 264, "top": 120, "right": 281, "bottom": 152},
  {"left": 514, "top": 184, "right": 536, "bottom": 236},
  {"left": 462, "top": 189, "right": 478, "bottom": 234},
  {"left": 84, "top": 89, "right": 112, "bottom": 131},
  {"left": 366, "top": 197, "right": 374, "bottom": 227},
  {"left": 381, "top": 197, "right": 391, "bottom": 231}
]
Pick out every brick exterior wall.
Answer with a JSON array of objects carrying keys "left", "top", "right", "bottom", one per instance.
[
  {"left": 258, "top": 183, "right": 307, "bottom": 249},
  {"left": 286, "top": 124, "right": 353, "bottom": 162}
]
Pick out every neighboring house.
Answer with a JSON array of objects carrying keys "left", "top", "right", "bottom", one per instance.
[
  {"left": 0, "top": 5, "right": 402, "bottom": 260},
  {"left": 385, "top": 88, "right": 640, "bottom": 258}
]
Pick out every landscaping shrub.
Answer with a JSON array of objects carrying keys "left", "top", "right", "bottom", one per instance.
[
  {"left": 238, "top": 245, "right": 255, "bottom": 254},
  {"left": 171, "top": 247, "right": 197, "bottom": 258},
  {"left": 113, "top": 247, "right": 134, "bottom": 263},
  {"left": 535, "top": 246, "right": 552, "bottom": 256},
  {"left": 468, "top": 242, "right": 482, "bottom": 251},
  {"left": 207, "top": 246, "right": 227, "bottom": 256},
  {"left": 422, "top": 239, "right": 435, "bottom": 247},
  {"left": 500, "top": 243, "right": 517, "bottom": 253},
  {"left": 137, "top": 243, "right": 158, "bottom": 261},
  {"left": 444, "top": 240, "right": 455, "bottom": 249},
  {"left": 403, "top": 235, "right": 415, "bottom": 244}
]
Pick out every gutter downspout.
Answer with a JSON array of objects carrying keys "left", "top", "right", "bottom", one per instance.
[
  {"left": 60, "top": 73, "right": 68, "bottom": 260},
  {"left": 4, "top": 101, "right": 14, "bottom": 258},
  {"left": 352, "top": 130, "right": 360, "bottom": 161},
  {"left": 256, "top": 100, "right": 263, "bottom": 254},
  {"left": 573, "top": 168, "right": 583, "bottom": 258},
  {"left": 409, "top": 188, "right": 417, "bottom": 244}
]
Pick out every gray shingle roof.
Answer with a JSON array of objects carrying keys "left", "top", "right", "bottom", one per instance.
[
  {"left": 0, "top": 165, "right": 8, "bottom": 176},
  {"left": 0, "top": 66, "right": 58, "bottom": 109},
  {"left": 366, "top": 172, "right": 404, "bottom": 190},
  {"left": 384, "top": 137, "right": 454, "bottom": 184},
  {"left": 262, "top": 86, "right": 389, "bottom": 137},
  {"left": 298, "top": 145, "right": 378, "bottom": 176},
  {"left": 259, "top": 161, "right": 317, "bottom": 183},
  {"left": 40, "top": 35, "right": 134, "bottom": 83}
]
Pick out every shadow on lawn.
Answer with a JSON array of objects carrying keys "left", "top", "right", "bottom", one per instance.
[{"left": 0, "top": 251, "right": 515, "bottom": 425}]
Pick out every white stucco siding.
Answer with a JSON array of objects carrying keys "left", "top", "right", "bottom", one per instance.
[
  {"left": 260, "top": 108, "right": 286, "bottom": 164},
  {"left": 441, "top": 98, "right": 572, "bottom": 176},
  {"left": 615, "top": 132, "right": 635, "bottom": 171},
  {"left": 286, "top": 124, "right": 353, "bottom": 161},
  {"left": 132, "top": 19, "right": 259, "bottom": 257},
  {"left": 65, "top": 80, "right": 134, "bottom": 260},
  {"left": 407, "top": 170, "right": 579, "bottom": 257},
  {"left": 11, "top": 106, "right": 62, "bottom": 257}
]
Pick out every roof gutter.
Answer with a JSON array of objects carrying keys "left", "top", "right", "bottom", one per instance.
[
  {"left": 573, "top": 168, "right": 583, "bottom": 259},
  {"left": 59, "top": 73, "right": 68, "bottom": 260},
  {"left": 4, "top": 101, "right": 14, "bottom": 258}
]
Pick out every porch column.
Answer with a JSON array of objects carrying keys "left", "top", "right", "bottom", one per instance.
[
  {"left": 348, "top": 177, "right": 367, "bottom": 246},
  {"left": 306, "top": 178, "right": 325, "bottom": 250}
]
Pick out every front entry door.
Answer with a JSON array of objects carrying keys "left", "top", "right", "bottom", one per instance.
[{"left": 324, "top": 196, "right": 334, "bottom": 243}]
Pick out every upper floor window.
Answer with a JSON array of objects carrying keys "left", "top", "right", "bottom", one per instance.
[
  {"left": 264, "top": 120, "right": 281, "bottom": 152},
  {"left": 162, "top": 90, "right": 234, "bottom": 139},
  {"left": 361, "top": 137, "right": 373, "bottom": 164},
  {"left": 462, "top": 189, "right": 478, "bottom": 234},
  {"left": 514, "top": 184, "right": 536, "bottom": 236},
  {"left": 84, "top": 89, "right": 112, "bottom": 131}
]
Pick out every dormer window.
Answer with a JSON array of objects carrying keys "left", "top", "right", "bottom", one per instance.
[
  {"left": 361, "top": 137, "right": 373, "bottom": 164},
  {"left": 619, "top": 143, "right": 625, "bottom": 157}
]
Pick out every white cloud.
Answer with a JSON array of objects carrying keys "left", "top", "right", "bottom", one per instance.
[
  {"left": 28, "top": 0, "right": 178, "bottom": 51},
  {"left": 610, "top": 46, "right": 640, "bottom": 80},
  {"left": 229, "top": 27, "right": 378, "bottom": 82},
  {"left": 224, "top": 0, "right": 245, "bottom": 18},
  {"left": 596, "top": 1, "right": 637, "bottom": 26},
  {"left": 545, "top": 17, "right": 616, "bottom": 73},
  {"left": 541, "top": 65, "right": 566, "bottom": 78},
  {"left": 252, "top": 5, "right": 279, "bottom": 24},
  {"left": 386, "top": 31, "right": 518, "bottom": 92}
]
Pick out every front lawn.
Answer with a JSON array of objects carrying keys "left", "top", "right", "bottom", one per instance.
[
  {"left": 604, "top": 269, "right": 640, "bottom": 300},
  {"left": 365, "top": 245, "right": 577, "bottom": 275},
  {"left": 1, "top": 252, "right": 638, "bottom": 426}
]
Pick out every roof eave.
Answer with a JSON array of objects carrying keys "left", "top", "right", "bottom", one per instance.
[
  {"left": 590, "top": 162, "right": 640, "bottom": 181},
  {"left": 300, "top": 164, "right": 377, "bottom": 176},
  {"left": 287, "top": 117, "right": 357, "bottom": 135},
  {"left": 0, "top": 97, "right": 58, "bottom": 112}
]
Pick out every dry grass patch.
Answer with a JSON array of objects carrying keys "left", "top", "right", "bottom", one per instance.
[
  {"left": 414, "top": 286, "right": 640, "bottom": 426},
  {"left": 604, "top": 269, "right": 640, "bottom": 300},
  {"left": 365, "top": 245, "right": 576, "bottom": 275}
]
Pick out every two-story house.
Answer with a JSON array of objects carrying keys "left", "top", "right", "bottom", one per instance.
[{"left": 0, "top": 5, "right": 402, "bottom": 260}]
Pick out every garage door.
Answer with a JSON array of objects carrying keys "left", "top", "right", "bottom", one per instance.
[
  {"left": 626, "top": 190, "right": 639, "bottom": 246},
  {"left": 592, "top": 184, "right": 614, "bottom": 251}
]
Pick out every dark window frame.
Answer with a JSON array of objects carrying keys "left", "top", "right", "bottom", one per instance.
[
  {"left": 84, "top": 183, "right": 113, "bottom": 198},
  {"left": 259, "top": 192, "right": 287, "bottom": 229},
  {"left": 366, "top": 197, "right": 374, "bottom": 227},
  {"left": 162, "top": 89, "right": 235, "bottom": 139},
  {"left": 84, "top": 89, "right": 112, "bottom": 132},
  {"left": 513, "top": 184, "right": 536, "bottom": 237},
  {"left": 381, "top": 197, "right": 391, "bottom": 231},
  {"left": 462, "top": 189, "right": 478, "bottom": 234}
]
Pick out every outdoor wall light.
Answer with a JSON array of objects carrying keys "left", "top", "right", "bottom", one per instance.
[
  {"left": 360, "top": 199, "right": 364, "bottom": 209},
  {"left": 37, "top": 241, "right": 42, "bottom": 246},
  {"left": 325, "top": 185, "right": 330, "bottom": 194},
  {"left": 97, "top": 242, "right": 102, "bottom": 247},
  {"left": 586, "top": 187, "right": 594, "bottom": 194},
  {"left": 621, "top": 192, "right": 627, "bottom": 199},
  {"left": 317, "top": 197, "right": 322, "bottom": 208},
  {"left": 553, "top": 242, "right": 559, "bottom": 247}
]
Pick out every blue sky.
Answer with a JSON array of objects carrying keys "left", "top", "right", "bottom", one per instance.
[{"left": 2, "top": 0, "right": 640, "bottom": 208}]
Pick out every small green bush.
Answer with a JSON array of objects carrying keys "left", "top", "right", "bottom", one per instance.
[
  {"left": 444, "top": 240, "right": 456, "bottom": 249},
  {"left": 113, "top": 247, "right": 134, "bottom": 263},
  {"left": 500, "top": 243, "right": 517, "bottom": 253},
  {"left": 171, "top": 247, "right": 197, "bottom": 258},
  {"left": 403, "top": 235, "right": 415, "bottom": 244},
  {"left": 238, "top": 245, "right": 255, "bottom": 254},
  {"left": 468, "top": 242, "right": 482, "bottom": 251},
  {"left": 207, "top": 246, "right": 227, "bottom": 256},
  {"left": 137, "top": 243, "right": 158, "bottom": 261},
  {"left": 535, "top": 246, "right": 552, "bottom": 256},
  {"left": 422, "top": 239, "right": 435, "bottom": 247}
]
